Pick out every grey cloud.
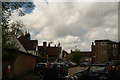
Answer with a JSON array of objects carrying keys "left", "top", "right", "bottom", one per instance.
[{"left": 11, "top": 2, "right": 118, "bottom": 52}]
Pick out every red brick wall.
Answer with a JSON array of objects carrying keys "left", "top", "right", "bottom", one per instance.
[
  {"left": 94, "top": 42, "right": 108, "bottom": 63},
  {"left": 13, "top": 54, "right": 37, "bottom": 76},
  {"left": 2, "top": 53, "right": 37, "bottom": 78}
]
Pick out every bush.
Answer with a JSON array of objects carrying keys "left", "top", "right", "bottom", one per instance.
[
  {"left": 2, "top": 49, "right": 18, "bottom": 61},
  {"left": 69, "top": 50, "right": 81, "bottom": 64}
]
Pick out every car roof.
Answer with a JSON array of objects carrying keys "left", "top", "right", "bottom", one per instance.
[
  {"left": 90, "top": 64, "right": 106, "bottom": 66},
  {"left": 37, "top": 63, "right": 47, "bottom": 65}
]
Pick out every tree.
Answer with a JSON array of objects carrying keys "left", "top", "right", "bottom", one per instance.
[
  {"left": 2, "top": 2, "right": 34, "bottom": 61},
  {"left": 2, "top": 2, "right": 34, "bottom": 48},
  {"left": 2, "top": 21, "right": 25, "bottom": 50},
  {"left": 69, "top": 50, "right": 82, "bottom": 64}
]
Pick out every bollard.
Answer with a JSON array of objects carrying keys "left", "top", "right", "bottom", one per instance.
[
  {"left": 7, "top": 65, "right": 12, "bottom": 74},
  {"left": 7, "top": 65, "right": 12, "bottom": 79}
]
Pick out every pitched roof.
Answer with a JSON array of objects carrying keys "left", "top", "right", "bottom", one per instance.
[
  {"left": 4, "top": 48, "right": 38, "bottom": 57},
  {"left": 25, "top": 40, "right": 38, "bottom": 50},
  {"left": 62, "top": 50, "right": 68, "bottom": 55},
  {"left": 18, "top": 35, "right": 38, "bottom": 50},
  {"left": 8, "top": 36, "right": 27, "bottom": 53}
]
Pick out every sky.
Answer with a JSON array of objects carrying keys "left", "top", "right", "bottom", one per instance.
[{"left": 10, "top": 1, "right": 118, "bottom": 52}]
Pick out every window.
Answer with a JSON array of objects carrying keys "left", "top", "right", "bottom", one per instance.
[
  {"left": 101, "top": 50, "right": 107, "bottom": 54},
  {"left": 109, "top": 44, "right": 111, "bottom": 49},
  {"left": 101, "top": 42, "right": 106, "bottom": 46},
  {"left": 113, "top": 44, "right": 117, "bottom": 48},
  {"left": 90, "top": 66, "right": 105, "bottom": 73},
  {"left": 113, "top": 50, "right": 117, "bottom": 56}
]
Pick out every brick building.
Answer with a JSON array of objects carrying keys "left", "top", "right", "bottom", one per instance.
[
  {"left": 2, "top": 32, "right": 38, "bottom": 78},
  {"left": 38, "top": 42, "right": 62, "bottom": 62},
  {"left": 80, "top": 51, "right": 93, "bottom": 62},
  {"left": 92, "top": 40, "right": 119, "bottom": 63},
  {"left": 70, "top": 50, "right": 93, "bottom": 63},
  {"left": 18, "top": 32, "right": 38, "bottom": 56},
  {"left": 2, "top": 48, "right": 37, "bottom": 78}
]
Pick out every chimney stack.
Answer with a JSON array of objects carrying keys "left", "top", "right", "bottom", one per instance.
[
  {"left": 43, "top": 41, "right": 47, "bottom": 48},
  {"left": 92, "top": 42, "right": 94, "bottom": 45}
]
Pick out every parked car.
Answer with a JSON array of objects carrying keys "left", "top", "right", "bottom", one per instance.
[
  {"left": 61, "top": 61, "right": 77, "bottom": 68},
  {"left": 80, "top": 62, "right": 90, "bottom": 67},
  {"left": 69, "top": 61, "right": 77, "bottom": 67},
  {"left": 34, "top": 63, "right": 47, "bottom": 75},
  {"left": 52, "top": 63, "right": 68, "bottom": 77},
  {"left": 104, "top": 61, "right": 116, "bottom": 68},
  {"left": 75, "top": 64, "right": 112, "bottom": 80}
]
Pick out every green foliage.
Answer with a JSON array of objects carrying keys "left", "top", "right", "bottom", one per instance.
[
  {"left": 38, "top": 55, "right": 47, "bottom": 63},
  {"left": 2, "top": 49, "right": 18, "bottom": 61},
  {"left": 2, "top": 2, "right": 34, "bottom": 41},
  {"left": 69, "top": 50, "right": 81, "bottom": 64},
  {"left": 9, "top": 21, "right": 25, "bottom": 36},
  {"left": 2, "top": 51, "right": 17, "bottom": 61},
  {"left": 2, "top": 2, "right": 34, "bottom": 61}
]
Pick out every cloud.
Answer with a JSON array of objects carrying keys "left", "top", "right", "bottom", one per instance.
[
  {"left": 10, "top": 2, "right": 118, "bottom": 52},
  {"left": 35, "top": 27, "right": 56, "bottom": 40},
  {"left": 54, "top": 35, "right": 80, "bottom": 44}
]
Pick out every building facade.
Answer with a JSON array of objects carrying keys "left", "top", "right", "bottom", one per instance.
[
  {"left": 92, "top": 40, "right": 119, "bottom": 63},
  {"left": 70, "top": 50, "right": 93, "bottom": 63},
  {"left": 38, "top": 42, "right": 62, "bottom": 62},
  {"left": 80, "top": 51, "right": 93, "bottom": 63},
  {"left": 18, "top": 32, "right": 38, "bottom": 56}
]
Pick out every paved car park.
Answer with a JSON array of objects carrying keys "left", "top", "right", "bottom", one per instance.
[
  {"left": 7, "top": 62, "right": 120, "bottom": 80},
  {"left": 12, "top": 67, "right": 86, "bottom": 80},
  {"left": 14, "top": 66, "right": 86, "bottom": 80},
  {"left": 68, "top": 66, "right": 87, "bottom": 77}
]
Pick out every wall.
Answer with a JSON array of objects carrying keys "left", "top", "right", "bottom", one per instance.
[
  {"left": 2, "top": 50, "right": 37, "bottom": 78},
  {"left": 2, "top": 61, "right": 14, "bottom": 78},
  {"left": 108, "top": 44, "right": 119, "bottom": 61},
  {"left": 13, "top": 53, "right": 37, "bottom": 76},
  {"left": 94, "top": 41, "right": 108, "bottom": 63}
]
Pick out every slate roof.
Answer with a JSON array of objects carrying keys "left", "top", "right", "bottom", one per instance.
[{"left": 18, "top": 35, "right": 38, "bottom": 51}]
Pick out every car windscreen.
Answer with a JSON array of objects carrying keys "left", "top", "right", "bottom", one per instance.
[
  {"left": 37, "top": 64, "right": 46, "bottom": 67},
  {"left": 89, "top": 66, "right": 105, "bottom": 73}
]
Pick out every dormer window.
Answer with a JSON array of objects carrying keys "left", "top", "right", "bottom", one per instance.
[{"left": 101, "top": 42, "right": 106, "bottom": 46}]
